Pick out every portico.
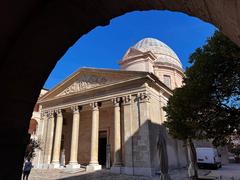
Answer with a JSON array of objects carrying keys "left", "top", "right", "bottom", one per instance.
[{"left": 41, "top": 97, "right": 125, "bottom": 171}]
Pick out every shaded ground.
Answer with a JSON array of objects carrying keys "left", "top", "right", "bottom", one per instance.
[
  {"left": 208, "top": 163, "right": 240, "bottom": 180},
  {"left": 28, "top": 164, "right": 240, "bottom": 180},
  {"left": 29, "top": 168, "right": 189, "bottom": 180}
]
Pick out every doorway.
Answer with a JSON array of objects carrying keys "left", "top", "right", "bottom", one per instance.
[{"left": 98, "top": 131, "right": 107, "bottom": 167}]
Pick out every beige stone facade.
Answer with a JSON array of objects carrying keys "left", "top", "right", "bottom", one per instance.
[{"left": 33, "top": 38, "right": 188, "bottom": 176}]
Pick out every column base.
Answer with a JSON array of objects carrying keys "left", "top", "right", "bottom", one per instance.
[
  {"left": 66, "top": 163, "right": 81, "bottom": 169},
  {"left": 110, "top": 165, "right": 122, "bottom": 174},
  {"left": 86, "top": 164, "right": 102, "bottom": 171},
  {"left": 50, "top": 162, "right": 60, "bottom": 169}
]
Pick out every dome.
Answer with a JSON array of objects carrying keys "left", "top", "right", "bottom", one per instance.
[{"left": 133, "top": 38, "right": 183, "bottom": 69}]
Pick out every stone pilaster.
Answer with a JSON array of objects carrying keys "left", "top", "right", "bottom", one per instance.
[
  {"left": 159, "top": 93, "right": 166, "bottom": 124},
  {"left": 39, "top": 111, "right": 48, "bottom": 168},
  {"left": 33, "top": 112, "right": 44, "bottom": 168},
  {"left": 122, "top": 95, "right": 134, "bottom": 175},
  {"left": 134, "top": 92, "right": 152, "bottom": 176},
  {"left": 86, "top": 102, "right": 101, "bottom": 171},
  {"left": 44, "top": 110, "right": 55, "bottom": 168},
  {"left": 111, "top": 97, "right": 122, "bottom": 173},
  {"left": 67, "top": 105, "right": 81, "bottom": 169},
  {"left": 138, "top": 92, "right": 151, "bottom": 124},
  {"left": 51, "top": 109, "right": 63, "bottom": 168}
]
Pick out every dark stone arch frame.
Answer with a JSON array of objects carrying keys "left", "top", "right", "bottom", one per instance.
[{"left": 0, "top": 1, "right": 239, "bottom": 178}]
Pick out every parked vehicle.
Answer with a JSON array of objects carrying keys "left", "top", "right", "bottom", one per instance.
[{"left": 196, "top": 147, "right": 222, "bottom": 169}]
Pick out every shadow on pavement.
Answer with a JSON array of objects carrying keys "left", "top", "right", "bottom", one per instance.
[{"left": 59, "top": 170, "right": 150, "bottom": 180}]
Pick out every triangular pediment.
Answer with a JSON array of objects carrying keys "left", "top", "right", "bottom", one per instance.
[
  {"left": 122, "top": 47, "right": 144, "bottom": 59},
  {"left": 40, "top": 68, "right": 148, "bottom": 101},
  {"left": 56, "top": 74, "right": 116, "bottom": 97},
  {"left": 119, "top": 48, "right": 157, "bottom": 65}
]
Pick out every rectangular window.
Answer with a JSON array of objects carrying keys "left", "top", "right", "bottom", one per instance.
[{"left": 163, "top": 75, "right": 171, "bottom": 88}]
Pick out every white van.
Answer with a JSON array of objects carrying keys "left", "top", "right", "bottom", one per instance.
[{"left": 196, "top": 147, "right": 222, "bottom": 169}]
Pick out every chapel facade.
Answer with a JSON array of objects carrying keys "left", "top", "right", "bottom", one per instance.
[{"left": 33, "top": 38, "right": 188, "bottom": 176}]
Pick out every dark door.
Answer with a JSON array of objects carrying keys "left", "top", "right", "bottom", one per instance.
[{"left": 98, "top": 132, "right": 107, "bottom": 167}]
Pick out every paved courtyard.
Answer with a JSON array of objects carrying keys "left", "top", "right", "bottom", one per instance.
[
  {"left": 28, "top": 168, "right": 189, "bottom": 180},
  {"left": 208, "top": 163, "right": 240, "bottom": 180},
  {"left": 28, "top": 164, "right": 240, "bottom": 180}
]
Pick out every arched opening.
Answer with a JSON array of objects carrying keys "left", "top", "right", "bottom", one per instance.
[
  {"left": 0, "top": 1, "right": 239, "bottom": 179},
  {"left": 28, "top": 119, "right": 38, "bottom": 135}
]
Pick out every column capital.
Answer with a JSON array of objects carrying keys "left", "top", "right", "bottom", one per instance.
[
  {"left": 137, "top": 92, "right": 150, "bottom": 103},
  {"left": 112, "top": 97, "right": 121, "bottom": 107},
  {"left": 46, "top": 110, "right": 54, "bottom": 118},
  {"left": 90, "top": 102, "right": 100, "bottom": 111},
  {"left": 55, "top": 109, "right": 63, "bottom": 116},
  {"left": 41, "top": 111, "right": 46, "bottom": 118},
  {"left": 71, "top": 105, "right": 81, "bottom": 114},
  {"left": 122, "top": 95, "right": 131, "bottom": 105}
]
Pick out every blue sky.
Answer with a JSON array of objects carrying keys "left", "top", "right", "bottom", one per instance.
[{"left": 44, "top": 10, "right": 216, "bottom": 89}]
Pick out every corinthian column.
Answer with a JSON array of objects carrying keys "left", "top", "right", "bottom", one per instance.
[
  {"left": 111, "top": 97, "right": 122, "bottom": 173},
  {"left": 51, "top": 109, "right": 63, "bottom": 168},
  {"left": 86, "top": 102, "right": 102, "bottom": 171},
  {"left": 67, "top": 105, "right": 81, "bottom": 169}
]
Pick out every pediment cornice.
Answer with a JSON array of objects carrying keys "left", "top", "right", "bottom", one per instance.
[{"left": 39, "top": 68, "right": 149, "bottom": 102}]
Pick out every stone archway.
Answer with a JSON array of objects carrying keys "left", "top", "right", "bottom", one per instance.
[{"left": 0, "top": 0, "right": 240, "bottom": 179}]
